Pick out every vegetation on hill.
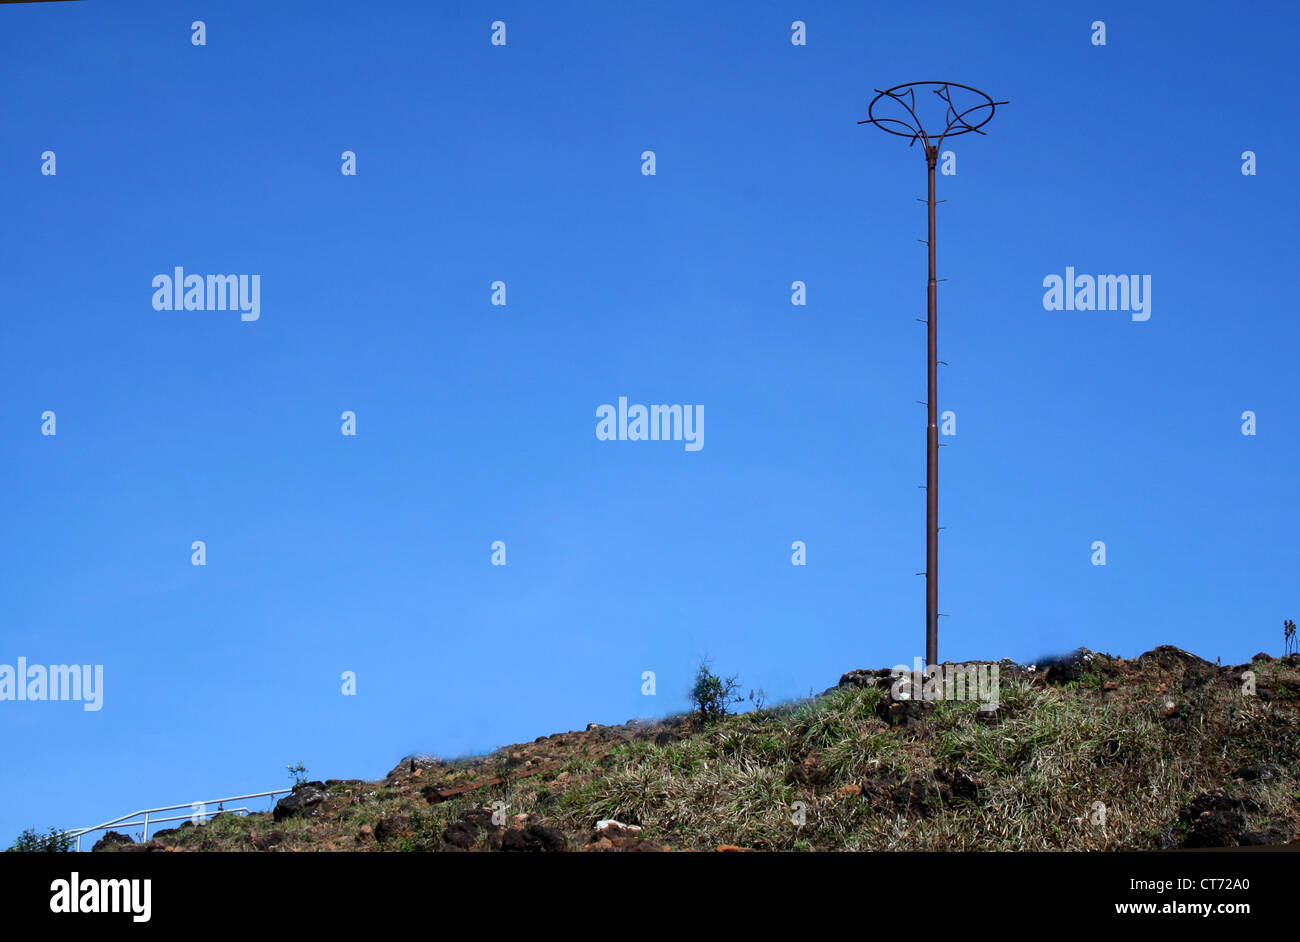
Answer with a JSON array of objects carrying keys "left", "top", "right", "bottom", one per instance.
[{"left": 19, "top": 646, "right": 1300, "bottom": 853}]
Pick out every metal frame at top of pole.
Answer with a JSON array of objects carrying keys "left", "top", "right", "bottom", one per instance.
[{"left": 860, "top": 82, "right": 1006, "bottom": 668}]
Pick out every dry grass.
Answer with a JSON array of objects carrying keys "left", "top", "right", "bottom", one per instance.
[{"left": 108, "top": 651, "right": 1300, "bottom": 852}]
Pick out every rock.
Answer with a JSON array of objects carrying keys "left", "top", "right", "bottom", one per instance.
[
  {"left": 1138, "top": 646, "right": 1212, "bottom": 673},
  {"left": 442, "top": 808, "right": 498, "bottom": 849},
  {"left": 596, "top": 819, "right": 642, "bottom": 835},
  {"left": 859, "top": 773, "right": 899, "bottom": 801},
  {"left": 715, "top": 844, "right": 752, "bottom": 852},
  {"left": 501, "top": 823, "right": 568, "bottom": 852},
  {"left": 934, "top": 767, "right": 983, "bottom": 802},
  {"left": 837, "top": 669, "right": 893, "bottom": 690},
  {"left": 1232, "top": 764, "right": 1282, "bottom": 782},
  {"left": 1177, "top": 790, "right": 1261, "bottom": 848},
  {"left": 386, "top": 756, "right": 445, "bottom": 780},
  {"left": 442, "top": 821, "right": 478, "bottom": 849},
  {"left": 858, "top": 770, "right": 963, "bottom": 815},
  {"left": 273, "top": 783, "right": 328, "bottom": 822},
  {"left": 585, "top": 835, "right": 664, "bottom": 852},
  {"left": 250, "top": 829, "right": 288, "bottom": 852},
  {"left": 1239, "top": 827, "right": 1292, "bottom": 845},
  {"left": 997, "top": 657, "right": 1039, "bottom": 676},
  {"left": 90, "top": 831, "right": 134, "bottom": 852},
  {"left": 118, "top": 840, "right": 166, "bottom": 853},
  {"left": 1040, "top": 648, "right": 1095, "bottom": 684},
  {"left": 373, "top": 815, "right": 410, "bottom": 844},
  {"left": 874, "top": 698, "right": 935, "bottom": 730}
]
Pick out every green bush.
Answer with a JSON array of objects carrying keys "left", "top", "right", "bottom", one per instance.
[
  {"left": 690, "top": 660, "right": 744, "bottom": 722},
  {"left": 7, "top": 827, "right": 72, "bottom": 853}
]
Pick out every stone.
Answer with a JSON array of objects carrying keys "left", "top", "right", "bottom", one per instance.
[
  {"left": 386, "top": 756, "right": 445, "bottom": 780},
  {"left": 874, "top": 698, "right": 935, "bottom": 730},
  {"left": 1040, "top": 648, "right": 1095, "bottom": 684},
  {"left": 442, "top": 808, "right": 498, "bottom": 849},
  {"left": 1138, "top": 645, "right": 1213, "bottom": 672},
  {"left": 373, "top": 815, "right": 410, "bottom": 844},
  {"left": 596, "top": 819, "right": 642, "bottom": 834},
  {"left": 1177, "top": 790, "right": 1261, "bottom": 848},
  {"left": 837, "top": 669, "right": 893, "bottom": 690},
  {"left": 501, "top": 823, "right": 568, "bottom": 852},
  {"left": 1232, "top": 764, "right": 1282, "bottom": 782},
  {"left": 90, "top": 831, "right": 134, "bottom": 852},
  {"left": 273, "top": 783, "right": 328, "bottom": 822},
  {"left": 585, "top": 835, "right": 663, "bottom": 852},
  {"left": 934, "top": 767, "right": 983, "bottom": 802}
]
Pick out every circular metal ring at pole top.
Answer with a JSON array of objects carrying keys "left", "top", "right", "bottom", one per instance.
[{"left": 862, "top": 82, "right": 1004, "bottom": 146}]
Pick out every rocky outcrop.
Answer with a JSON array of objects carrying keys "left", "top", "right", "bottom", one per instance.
[
  {"left": 273, "top": 782, "right": 328, "bottom": 822},
  {"left": 501, "top": 823, "right": 568, "bottom": 852},
  {"left": 1041, "top": 647, "right": 1097, "bottom": 684},
  {"left": 1137, "top": 645, "right": 1213, "bottom": 673},
  {"left": 91, "top": 830, "right": 134, "bottom": 852}
]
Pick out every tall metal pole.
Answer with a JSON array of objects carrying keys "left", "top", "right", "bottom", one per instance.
[
  {"left": 925, "top": 145, "right": 939, "bottom": 667},
  {"left": 862, "top": 82, "right": 1005, "bottom": 669}
]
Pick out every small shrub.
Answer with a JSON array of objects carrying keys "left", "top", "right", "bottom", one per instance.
[{"left": 690, "top": 660, "right": 744, "bottom": 722}]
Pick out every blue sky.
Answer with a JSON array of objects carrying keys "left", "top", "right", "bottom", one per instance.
[{"left": 1, "top": 0, "right": 1296, "bottom": 842}]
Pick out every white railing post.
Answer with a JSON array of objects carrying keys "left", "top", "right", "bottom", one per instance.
[{"left": 142, "top": 811, "right": 148, "bottom": 842}]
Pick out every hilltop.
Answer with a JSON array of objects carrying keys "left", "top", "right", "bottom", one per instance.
[{"left": 93, "top": 646, "right": 1300, "bottom": 852}]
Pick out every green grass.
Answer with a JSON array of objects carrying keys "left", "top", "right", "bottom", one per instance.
[{"left": 93, "top": 653, "right": 1300, "bottom": 853}]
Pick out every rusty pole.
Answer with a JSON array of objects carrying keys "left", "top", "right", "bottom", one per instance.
[
  {"left": 861, "top": 83, "right": 1005, "bottom": 668},
  {"left": 925, "top": 144, "right": 939, "bottom": 667}
]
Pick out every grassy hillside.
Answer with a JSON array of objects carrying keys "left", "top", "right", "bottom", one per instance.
[{"left": 96, "top": 646, "right": 1300, "bottom": 852}]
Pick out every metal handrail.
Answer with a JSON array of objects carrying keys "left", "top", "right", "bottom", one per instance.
[{"left": 62, "top": 789, "right": 293, "bottom": 851}]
